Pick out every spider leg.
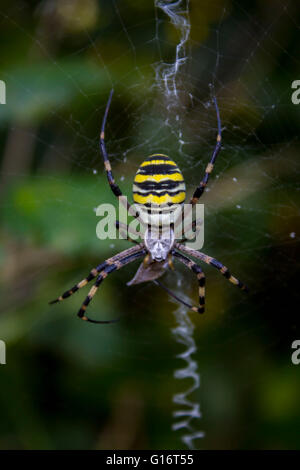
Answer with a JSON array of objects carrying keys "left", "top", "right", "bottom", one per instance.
[
  {"left": 178, "top": 217, "right": 203, "bottom": 243},
  {"left": 77, "top": 248, "right": 146, "bottom": 323},
  {"left": 49, "top": 264, "right": 105, "bottom": 304},
  {"left": 175, "top": 243, "right": 249, "bottom": 292},
  {"left": 115, "top": 220, "right": 141, "bottom": 244},
  {"left": 116, "top": 220, "right": 205, "bottom": 313},
  {"left": 190, "top": 95, "right": 222, "bottom": 205},
  {"left": 100, "top": 89, "right": 123, "bottom": 199},
  {"left": 100, "top": 90, "right": 146, "bottom": 227},
  {"left": 173, "top": 251, "right": 206, "bottom": 314},
  {"left": 49, "top": 244, "right": 144, "bottom": 305},
  {"left": 153, "top": 279, "right": 194, "bottom": 310}
]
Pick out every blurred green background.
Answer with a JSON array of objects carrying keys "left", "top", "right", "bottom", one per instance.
[{"left": 0, "top": 0, "right": 299, "bottom": 450}]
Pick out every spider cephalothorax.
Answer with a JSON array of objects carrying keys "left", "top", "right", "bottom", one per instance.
[
  {"left": 144, "top": 228, "right": 175, "bottom": 262},
  {"left": 50, "top": 89, "right": 248, "bottom": 323}
]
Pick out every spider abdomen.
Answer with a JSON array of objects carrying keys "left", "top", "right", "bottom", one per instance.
[{"left": 132, "top": 154, "right": 186, "bottom": 208}]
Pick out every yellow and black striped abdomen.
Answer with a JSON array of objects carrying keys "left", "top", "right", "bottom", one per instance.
[{"left": 133, "top": 154, "right": 186, "bottom": 207}]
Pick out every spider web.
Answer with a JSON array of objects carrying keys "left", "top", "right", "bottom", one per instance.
[{"left": 0, "top": 0, "right": 299, "bottom": 450}]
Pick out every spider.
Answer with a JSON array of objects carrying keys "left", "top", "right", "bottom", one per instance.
[{"left": 50, "top": 89, "right": 248, "bottom": 323}]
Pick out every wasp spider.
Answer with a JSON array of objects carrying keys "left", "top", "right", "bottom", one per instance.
[{"left": 50, "top": 90, "right": 248, "bottom": 323}]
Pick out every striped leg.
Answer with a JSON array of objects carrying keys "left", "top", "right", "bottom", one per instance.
[
  {"left": 100, "top": 89, "right": 122, "bottom": 199},
  {"left": 49, "top": 244, "right": 144, "bottom": 305},
  {"left": 49, "top": 263, "right": 106, "bottom": 305},
  {"left": 153, "top": 279, "right": 198, "bottom": 311},
  {"left": 100, "top": 90, "right": 145, "bottom": 225},
  {"left": 175, "top": 243, "right": 249, "bottom": 292},
  {"left": 173, "top": 251, "right": 206, "bottom": 314},
  {"left": 178, "top": 217, "right": 203, "bottom": 243},
  {"left": 115, "top": 220, "right": 141, "bottom": 244},
  {"left": 190, "top": 96, "right": 222, "bottom": 205},
  {"left": 77, "top": 249, "right": 145, "bottom": 323}
]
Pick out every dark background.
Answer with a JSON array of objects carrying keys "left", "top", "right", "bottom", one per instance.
[{"left": 0, "top": 0, "right": 299, "bottom": 449}]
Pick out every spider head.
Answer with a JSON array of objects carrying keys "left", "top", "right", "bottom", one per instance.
[{"left": 144, "top": 228, "right": 175, "bottom": 262}]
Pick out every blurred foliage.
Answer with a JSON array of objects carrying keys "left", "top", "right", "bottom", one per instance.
[{"left": 0, "top": 0, "right": 299, "bottom": 450}]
